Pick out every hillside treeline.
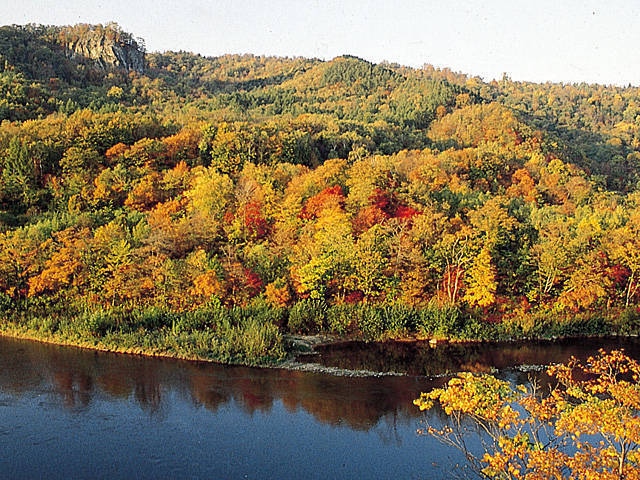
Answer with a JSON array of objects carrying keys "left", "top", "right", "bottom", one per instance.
[{"left": 1, "top": 24, "right": 639, "bottom": 358}]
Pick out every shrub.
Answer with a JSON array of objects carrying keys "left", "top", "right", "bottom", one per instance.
[
  {"left": 81, "top": 309, "right": 118, "bottom": 337},
  {"left": 230, "top": 299, "right": 287, "bottom": 328},
  {"left": 545, "top": 313, "right": 607, "bottom": 338},
  {"left": 327, "top": 304, "right": 355, "bottom": 335},
  {"left": 356, "top": 305, "right": 384, "bottom": 340},
  {"left": 0, "top": 292, "right": 14, "bottom": 313},
  {"left": 457, "top": 316, "right": 493, "bottom": 340},
  {"left": 173, "top": 310, "right": 211, "bottom": 334},
  {"left": 416, "top": 303, "right": 461, "bottom": 337},
  {"left": 173, "top": 300, "right": 229, "bottom": 334},
  {"left": 287, "top": 299, "right": 328, "bottom": 334},
  {"left": 381, "top": 304, "right": 417, "bottom": 334},
  {"left": 38, "top": 315, "right": 61, "bottom": 334},
  {"left": 612, "top": 307, "right": 640, "bottom": 335},
  {"left": 132, "top": 306, "right": 176, "bottom": 331}
]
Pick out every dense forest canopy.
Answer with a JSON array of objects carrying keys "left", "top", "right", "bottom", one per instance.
[{"left": 1, "top": 23, "right": 640, "bottom": 348}]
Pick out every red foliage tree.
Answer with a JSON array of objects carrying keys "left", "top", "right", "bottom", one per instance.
[{"left": 244, "top": 201, "right": 270, "bottom": 239}]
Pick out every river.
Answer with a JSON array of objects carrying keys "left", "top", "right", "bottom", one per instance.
[{"left": 1, "top": 335, "right": 639, "bottom": 479}]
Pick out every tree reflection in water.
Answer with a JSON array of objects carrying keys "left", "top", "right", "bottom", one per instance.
[
  {"left": 3, "top": 336, "right": 640, "bottom": 479},
  {"left": 312, "top": 336, "right": 640, "bottom": 377},
  {"left": 0, "top": 337, "right": 432, "bottom": 430},
  {"left": 1, "top": 336, "right": 640, "bottom": 430}
]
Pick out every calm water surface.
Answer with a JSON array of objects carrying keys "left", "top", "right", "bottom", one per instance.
[{"left": 1, "top": 336, "right": 639, "bottom": 479}]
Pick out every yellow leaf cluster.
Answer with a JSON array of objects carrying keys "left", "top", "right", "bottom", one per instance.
[{"left": 416, "top": 350, "right": 640, "bottom": 479}]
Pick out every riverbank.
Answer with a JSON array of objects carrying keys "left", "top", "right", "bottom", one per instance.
[
  {"left": 0, "top": 318, "right": 360, "bottom": 369},
  {"left": 0, "top": 323, "right": 207, "bottom": 361},
  {"left": 5, "top": 320, "right": 639, "bottom": 381},
  {"left": 0, "top": 314, "right": 286, "bottom": 367},
  {"left": 0, "top": 325, "right": 395, "bottom": 377},
  {"left": 0, "top": 323, "right": 315, "bottom": 362},
  {"left": 0, "top": 323, "right": 394, "bottom": 377},
  {"left": 1, "top": 299, "right": 639, "bottom": 369}
]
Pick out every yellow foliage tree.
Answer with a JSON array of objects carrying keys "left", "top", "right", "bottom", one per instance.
[
  {"left": 264, "top": 278, "right": 292, "bottom": 308},
  {"left": 463, "top": 247, "right": 497, "bottom": 308},
  {"left": 415, "top": 350, "right": 640, "bottom": 479},
  {"left": 185, "top": 166, "right": 234, "bottom": 219},
  {"left": 191, "top": 270, "right": 223, "bottom": 300}
]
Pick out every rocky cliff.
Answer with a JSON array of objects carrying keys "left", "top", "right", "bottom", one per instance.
[{"left": 62, "top": 24, "right": 145, "bottom": 73}]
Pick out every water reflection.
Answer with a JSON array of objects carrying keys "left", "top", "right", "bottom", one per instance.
[
  {"left": 0, "top": 339, "right": 640, "bottom": 429},
  {"left": 312, "top": 336, "right": 640, "bottom": 377},
  {"left": 0, "top": 337, "right": 435, "bottom": 430},
  {"left": 2, "top": 336, "right": 639, "bottom": 427},
  {"left": 1, "top": 336, "right": 637, "bottom": 479}
]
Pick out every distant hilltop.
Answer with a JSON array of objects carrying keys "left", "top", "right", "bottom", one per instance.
[{"left": 0, "top": 22, "right": 146, "bottom": 79}]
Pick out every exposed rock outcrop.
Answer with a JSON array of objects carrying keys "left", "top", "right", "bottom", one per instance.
[{"left": 61, "top": 23, "right": 145, "bottom": 73}]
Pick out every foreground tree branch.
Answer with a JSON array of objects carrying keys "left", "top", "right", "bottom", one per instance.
[{"left": 415, "top": 350, "right": 640, "bottom": 479}]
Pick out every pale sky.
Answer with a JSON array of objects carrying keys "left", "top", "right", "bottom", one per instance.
[{"left": 2, "top": 0, "right": 639, "bottom": 86}]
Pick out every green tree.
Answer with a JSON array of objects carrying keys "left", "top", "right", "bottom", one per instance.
[{"left": 1, "top": 137, "right": 37, "bottom": 208}]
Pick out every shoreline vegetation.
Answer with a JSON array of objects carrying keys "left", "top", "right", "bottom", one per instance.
[
  {"left": 1, "top": 24, "right": 640, "bottom": 367},
  {"left": 2, "top": 299, "right": 639, "bottom": 368}
]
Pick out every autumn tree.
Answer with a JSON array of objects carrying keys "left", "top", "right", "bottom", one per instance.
[
  {"left": 346, "top": 224, "right": 392, "bottom": 301},
  {"left": 606, "top": 205, "right": 640, "bottom": 308},
  {"left": 199, "top": 122, "right": 251, "bottom": 175},
  {"left": 292, "top": 201, "right": 354, "bottom": 300},
  {"left": 432, "top": 220, "right": 474, "bottom": 305},
  {"left": 415, "top": 350, "right": 640, "bottom": 479},
  {"left": 0, "top": 223, "right": 49, "bottom": 299},
  {"left": 463, "top": 247, "right": 497, "bottom": 308},
  {"left": 528, "top": 206, "right": 572, "bottom": 303},
  {"left": 28, "top": 227, "right": 90, "bottom": 297},
  {"left": 559, "top": 249, "right": 612, "bottom": 311}
]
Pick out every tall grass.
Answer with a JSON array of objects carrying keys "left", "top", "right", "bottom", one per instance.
[
  {"left": 0, "top": 299, "right": 285, "bottom": 366},
  {"left": 2, "top": 294, "right": 639, "bottom": 367}
]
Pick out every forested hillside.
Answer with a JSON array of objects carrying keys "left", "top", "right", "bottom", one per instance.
[{"left": 1, "top": 23, "right": 639, "bottom": 362}]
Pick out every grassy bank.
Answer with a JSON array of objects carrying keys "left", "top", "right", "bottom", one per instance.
[
  {"left": 0, "top": 299, "right": 286, "bottom": 366},
  {"left": 281, "top": 299, "right": 640, "bottom": 342},
  {"left": 1, "top": 296, "right": 640, "bottom": 366}
]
